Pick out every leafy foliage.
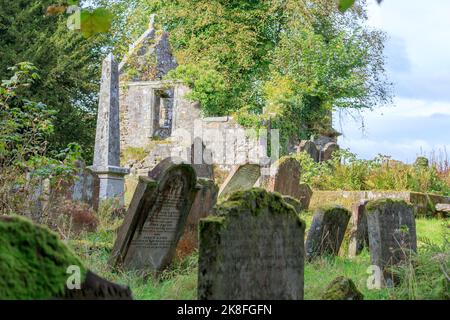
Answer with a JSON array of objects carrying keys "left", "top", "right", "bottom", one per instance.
[
  {"left": 295, "top": 149, "right": 450, "bottom": 196},
  {"left": 0, "top": 0, "right": 110, "bottom": 158},
  {"left": 97, "top": 0, "right": 392, "bottom": 152}
]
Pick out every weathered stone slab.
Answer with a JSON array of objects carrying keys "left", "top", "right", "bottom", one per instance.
[
  {"left": 217, "top": 163, "right": 261, "bottom": 199},
  {"left": 298, "top": 140, "right": 319, "bottom": 162},
  {"left": 298, "top": 183, "right": 313, "bottom": 209},
  {"left": 305, "top": 206, "right": 351, "bottom": 261},
  {"left": 282, "top": 196, "right": 303, "bottom": 214},
  {"left": 366, "top": 199, "right": 417, "bottom": 287},
  {"left": 260, "top": 157, "right": 302, "bottom": 200},
  {"left": 321, "top": 142, "right": 339, "bottom": 162},
  {"left": 348, "top": 200, "right": 370, "bottom": 258},
  {"left": 198, "top": 189, "right": 306, "bottom": 300},
  {"left": 176, "top": 178, "right": 218, "bottom": 257},
  {"left": 109, "top": 158, "right": 198, "bottom": 271}
]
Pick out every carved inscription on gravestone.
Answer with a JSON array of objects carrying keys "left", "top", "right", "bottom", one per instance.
[
  {"left": 109, "top": 158, "right": 197, "bottom": 271},
  {"left": 198, "top": 189, "right": 305, "bottom": 300}
]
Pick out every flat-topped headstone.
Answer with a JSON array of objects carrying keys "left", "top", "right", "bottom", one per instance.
[
  {"left": 366, "top": 199, "right": 417, "bottom": 287},
  {"left": 176, "top": 178, "right": 218, "bottom": 257},
  {"left": 348, "top": 200, "right": 370, "bottom": 258},
  {"left": 298, "top": 140, "right": 319, "bottom": 162},
  {"left": 261, "top": 157, "right": 302, "bottom": 200},
  {"left": 109, "top": 158, "right": 198, "bottom": 271},
  {"left": 198, "top": 188, "right": 306, "bottom": 300},
  {"left": 217, "top": 163, "right": 261, "bottom": 199},
  {"left": 305, "top": 206, "right": 351, "bottom": 261},
  {"left": 321, "top": 142, "right": 339, "bottom": 162}
]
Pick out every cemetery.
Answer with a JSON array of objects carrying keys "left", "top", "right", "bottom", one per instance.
[{"left": 0, "top": 1, "right": 449, "bottom": 302}]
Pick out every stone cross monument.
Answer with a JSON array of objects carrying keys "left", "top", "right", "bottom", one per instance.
[{"left": 90, "top": 53, "right": 129, "bottom": 205}]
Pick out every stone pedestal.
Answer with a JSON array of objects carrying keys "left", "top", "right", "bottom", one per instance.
[{"left": 91, "top": 166, "right": 129, "bottom": 205}]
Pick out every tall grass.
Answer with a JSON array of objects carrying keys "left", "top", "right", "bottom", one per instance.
[{"left": 295, "top": 149, "right": 450, "bottom": 196}]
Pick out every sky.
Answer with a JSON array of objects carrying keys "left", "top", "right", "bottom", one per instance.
[{"left": 335, "top": 0, "right": 450, "bottom": 163}]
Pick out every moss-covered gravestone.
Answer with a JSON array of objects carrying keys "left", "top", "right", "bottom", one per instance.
[
  {"left": 217, "top": 164, "right": 261, "bottom": 199},
  {"left": 0, "top": 216, "right": 131, "bottom": 300},
  {"left": 322, "top": 276, "right": 364, "bottom": 300},
  {"left": 305, "top": 206, "right": 351, "bottom": 261},
  {"left": 109, "top": 158, "right": 198, "bottom": 271},
  {"left": 348, "top": 200, "right": 370, "bottom": 258},
  {"left": 366, "top": 199, "right": 417, "bottom": 287},
  {"left": 198, "top": 188, "right": 306, "bottom": 300}
]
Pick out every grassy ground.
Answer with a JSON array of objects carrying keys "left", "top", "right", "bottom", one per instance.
[{"left": 68, "top": 215, "right": 449, "bottom": 300}]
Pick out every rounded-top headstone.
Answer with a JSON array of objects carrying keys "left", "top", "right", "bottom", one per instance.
[
  {"left": 198, "top": 188, "right": 306, "bottom": 300},
  {"left": 109, "top": 157, "right": 198, "bottom": 271}
]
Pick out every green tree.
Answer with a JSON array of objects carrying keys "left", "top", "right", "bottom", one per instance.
[
  {"left": 0, "top": 0, "right": 110, "bottom": 158},
  {"left": 96, "top": 0, "right": 392, "bottom": 151}
]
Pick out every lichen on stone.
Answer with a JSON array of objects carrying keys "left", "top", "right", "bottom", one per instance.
[
  {"left": 0, "top": 216, "right": 86, "bottom": 299},
  {"left": 212, "top": 188, "right": 305, "bottom": 229},
  {"left": 366, "top": 198, "right": 411, "bottom": 213},
  {"left": 321, "top": 276, "right": 364, "bottom": 300}
]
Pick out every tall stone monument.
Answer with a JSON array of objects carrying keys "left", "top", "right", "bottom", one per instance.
[{"left": 91, "top": 53, "right": 129, "bottom": 205}]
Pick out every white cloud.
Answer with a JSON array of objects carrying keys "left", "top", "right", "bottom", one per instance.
[{"left": 338, "top": 1, "right": 450, "bottom": 162}]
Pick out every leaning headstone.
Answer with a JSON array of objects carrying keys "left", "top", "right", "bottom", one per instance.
[
  {"left": 298, "top": 140, "right": 320, "bottom": 162},
  {"left": 321, "top": 276, "right": 364, "bottom": 300},
  {"left": 90, "top": 53, "right": 129, "bottom": 205},
  {"left": 198, "top": 188, "right": 306, "bottom": 300},
  {"left": 109, "top": 158, "right": 198, "bottom": 271},
  {"left": 366, "top": 199, "right": 417, "bottom": 287},
  {"left": 176, "top": 178, "right": 218, "bottom": 257},
  {"left": 321, "top": 142, "right": 339, "bottom": 162},
  {"left": 348, "top": 200, "right": 370, "bottom": 258},
  {"left": 217, "top": 163, "right": 261, "bottom": 199},
  {"left": 305, "top": 206, "right": 351, "bottom": 261},
  {"left": 260, "top": 157, "right": 302, "bottom": 200}
]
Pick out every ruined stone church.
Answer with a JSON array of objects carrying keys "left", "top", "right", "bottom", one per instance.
[{"left": 117, "top": 17, "right": 339, "bottom": 178}]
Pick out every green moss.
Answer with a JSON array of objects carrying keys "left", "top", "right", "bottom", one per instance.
[
  {"left": 366, "top": 198, "right": 411, "bottom": 213},
  {"left": 121, "top": 147, "right": 147, "bottom": 164},
  {"left": 0, "top": 216, "right": 86, "bottom": 299},
  {"left": 214, "top": 188, "right": 305, "bottom": 229},
  {"left": 321, "top": 276, "right": 364, "bottom": 300}
]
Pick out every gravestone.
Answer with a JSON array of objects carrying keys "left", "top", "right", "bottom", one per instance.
[
  {"left": 0, "top": 216, "right": 132, "bottom": 300},
  {"left": 109, "top": 158, "right": 198, "bottom": 271},
  {"left": 348, "top": 200, "right": 370, "bottom": 258},
  {"left": 198, "top": 189, "right": 306, "bottom": 300},
  {"left": 305, "top": 206, "right": 351, "bottom": 261},
  {"left": 283, "top": 196, "right": 303, "bottom": 214},
  {"left": 298, "top": 140, "right": 319, "bottom": 162},
  {"left": 260, "top": 157, "right": 302, "bottom": 200},
  {"left": 217, "top": 164, "right": 261, "bottom": 199},
  {"left": 321, "top": 142, "right": 339, "bottom": 162},
  {"left": 298, "top": 183, "right": 313, "bottom": 209},
  {"left": 176, "top": 178, "right": 218, "bottom": 257},
  {"left": 190, "top": 137, "right": 214, "bottom": 180},
  {"left": 366, "top": 199, "right": 417, "bottom": 287}
]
